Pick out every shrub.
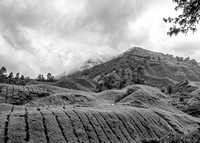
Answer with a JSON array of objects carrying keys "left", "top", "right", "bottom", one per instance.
[
  {"left": 160, "top": 87, "right": 167, "bottom": 93},
  {"left": 167, "top": 85, "right": 173, "bottom": 94},
  {"left": 138, "top": 128, "right": 200, "bottom": 143}
]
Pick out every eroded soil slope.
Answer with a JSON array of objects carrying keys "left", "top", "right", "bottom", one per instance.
[{"left": 0, "top": 83, "right": 200, "bottom": 143}]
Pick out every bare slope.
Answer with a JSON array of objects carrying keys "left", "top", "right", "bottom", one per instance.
[{"left": 0, "top": 83, "right": 200, "bottom": 143}]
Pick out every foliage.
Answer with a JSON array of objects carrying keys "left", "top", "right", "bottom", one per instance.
[
  {"left": 164, "top": 0, "right": 200, "bottom": 36},
  {"left": 137, "top": 66, "right": 145, "bottom": 75},
  {"left": 37, "top": 74, "right": 45, "bottom": 81},
  {"left": 0, "top": 67, "right": 57, "bottom": 85},
  {"left": 168, "top": 80, "right": 200, "bottom": 118},
  {"left": 46, "top": 73, "right": 55, "bottom": 82},
  {"left": 8, "top": 72, "right": 14, "bottom": 79},
  {"left": 161, "top": 87, "right": 167, "bottom": 93},
  {"left": 15, "top": 73, "right": 20, "bottom": 80},
  {"left": 183, "top": 102, "right": 200, "bottom": 117},
  {"left": 0, "top": 67, "right": 31, "bottom": 85},
  {"left": 167, "top": 85, "right": 173, "bottom": 94},
  {"left": 95, "top": 66, "right": 146, "bottom": 92},
  {"left": 138, "top": 128, "right": 200, "bottom": 143},
  {"left": 0, "top": 67, "right": 6, "bottom": 75}
]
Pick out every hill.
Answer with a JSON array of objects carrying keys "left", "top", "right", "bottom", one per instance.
[
  {"left": 27, "top": 76, "right": 97, "bottom": 92},
  {"left": 69, "top": 47, "right": 200, "bottom": 90},
  {"left": 0, "top": 83, "right": 200, "bottom": 142}
]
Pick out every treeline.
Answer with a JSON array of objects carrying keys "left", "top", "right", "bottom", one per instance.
[
  {"left": 0, "top": 67, "right": 57, "bottom": 85},
  {"left": 0, "top": 67, "right": 31, "bottom": 85},
  {"left": 36, "top": 73, "right": 56, "bottom": 82},
  {"left": 175, "top": 56, "right": 198, "bottom": 65}
]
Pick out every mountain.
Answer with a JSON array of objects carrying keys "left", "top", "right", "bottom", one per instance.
[{"left": 69, "top": 47, "right": 200, "bottom": 89}]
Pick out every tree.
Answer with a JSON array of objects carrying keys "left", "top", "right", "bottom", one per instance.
[
  {"left": 184, "top": 57, "right": 190, "bottom": 61},
  {"left": 47, "top": 73, "right": 51, "bottom": 81},
  {"left": 20, "top": 75, "right": 24, "bottom": 80},
  {"left": 47, "top": 73, "right": 54, "bottom": 81},
  {"left": 137, "top": 66, "right": 144, "bottom": 75},
  {"left": 96, "top": 82, "right": 103, "bottom": 92},
  {"left": 167, "top": 85, "right": 173, "bottom": 94},
  {"left": 176, "top": 56, "right": 184, "bottom": 62},
  {"left": 37, "top": 74, "right": 45, "bottom": 81},
  {"left": 46, "top": 73, "right": 55, "bottom": 82},
  {"left": 8, "top": 72, "right": 14, "bottom": 79},
  {"left": 189, "top": 59, "right": 198, "bottom": 65},
  {"left": 0, "top": 67, "right": 7, "bottom": 75},
  {"left": 164, "top": 0, "right": 200, "bottom": 36},
  {"left": 0, "top": 67, "right": 7, "bottom": 83},
  {"left": 15, "top": 73, "right": 20, "bottom": 80}
]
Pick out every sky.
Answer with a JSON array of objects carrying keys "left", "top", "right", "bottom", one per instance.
[{"left": 0, "top": 0, "right": 200, "bottom": 78}]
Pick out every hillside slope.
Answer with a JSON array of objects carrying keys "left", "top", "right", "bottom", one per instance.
[
  {"left": 69, "top": 47, "right": 200, "bottom": 89},
  {"left": 0, "top": 83, "right": 200, "bottom": 142},
  {"left": 27, "top": 77, "right": 97, "bottom": 92},
  {"left": 168, "top": 80, "right": 200, "bottom": 118}
]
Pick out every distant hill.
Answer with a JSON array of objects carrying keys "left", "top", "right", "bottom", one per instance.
[
  {"left": 69, "top": 47, "right": 200, "bottom": 90},
  {"left": 27, "top": 77, "right": 97, "bottom": 92}
]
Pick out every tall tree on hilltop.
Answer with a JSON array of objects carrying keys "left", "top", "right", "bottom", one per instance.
[
  {"left": 20, "top": 75, "right": 24, "bottom": 80},
  {"left": 7, "top": 72, "right": 14, "bottom": 84},
  {"left": 37, "top": 74, "right": 42, "bottom": 81},
  {"left": 164, "top": 0, "right": 200, "bottom": 36},
  {"left": 46, "top": 73, "right": 55, "bottom": 82},
  {"left": 37, "top": 74, "right": 45, "bottom": 81},
  {"left": 8, "top": 72, "right": 14, "bottom": 79},
  {"left": 47, "top": 73, "right": 52, "bottom": 80},
  {"left": 0, "top": 67, "right": 7, "bottom": 75},
  {"left": 47, "top": 73, "right": 53, "bottom": 81},
  {"left": 0, "top": 67, "right": 7, "bottom": 83},
  {"left": 15, "top": 73, "right": 20, "bottom": 80}
]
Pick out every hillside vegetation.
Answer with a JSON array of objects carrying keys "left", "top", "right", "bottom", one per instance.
[
  {"left": 0, "top": 83, "right": 200, "bottom": 142},
  {"left": 69, "top": 47, "right": 200, "bottom": 90},
  {"left": 27, "top": 76, "right": 97, "bottom": 92}
]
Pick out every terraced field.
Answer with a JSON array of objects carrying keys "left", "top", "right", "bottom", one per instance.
[{"left": 0, "top": 83, "right": 200, "bottom": 143}]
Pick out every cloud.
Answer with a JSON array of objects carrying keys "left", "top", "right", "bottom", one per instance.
[
  {"left": 171, "top": 41, "right": 200, "bottom": 58},
  {"left": 0, "top": 0, "right": 199, "bottom": 77},
  {"left": 0, "top": 0, "right": 45, "bottom": 51},
  {"left": 0, "top": 0, "right": 151, "bottom": 77},
  {"left": 78, "top": 0, "right": 146, "bottom": 48}
]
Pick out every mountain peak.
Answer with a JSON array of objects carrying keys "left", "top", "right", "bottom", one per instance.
[{"left": 122, "top": 47, "right": 159, "bottom": 58}]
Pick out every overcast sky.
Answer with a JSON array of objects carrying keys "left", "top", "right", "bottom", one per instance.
[{"left": 0, "top": 0, "right": 200, "bottom": 78}]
